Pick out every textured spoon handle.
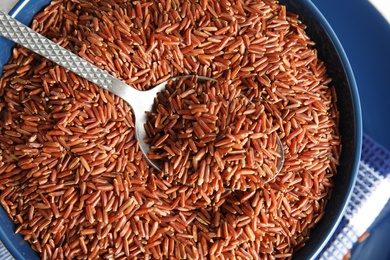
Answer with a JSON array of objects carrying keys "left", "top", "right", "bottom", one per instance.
[{"left": 0, "top": 11, "right": 132, "bottom": 98}]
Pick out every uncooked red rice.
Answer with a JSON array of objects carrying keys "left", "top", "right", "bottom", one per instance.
[
  {"left": 0, "top": 0, "right": 341, "bottom": 259},
  {"left": 146, "top": 76, "right": 282, "bottom": 193}
]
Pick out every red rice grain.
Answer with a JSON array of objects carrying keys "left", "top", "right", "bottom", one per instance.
[{"left": 0, "top": 0, "right": 341, "bottom": 259}]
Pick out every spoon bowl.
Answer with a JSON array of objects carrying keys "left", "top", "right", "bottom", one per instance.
[{"left": 146, "top": 75, "right": 285, "bottom": 188}]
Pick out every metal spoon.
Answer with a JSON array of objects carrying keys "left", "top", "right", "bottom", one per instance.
[
  {"left": 0, "top": 10, "right": 166, "bottom": 169},
  {"left": 147, "top": 75, "right": 284, "bottom": 187},
  {"left": 0, "top": 11, "right": 284, "bottom": 180}
]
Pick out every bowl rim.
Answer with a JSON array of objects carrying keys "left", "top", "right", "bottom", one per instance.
[
  {"left": 0, "top": 4, "right": 51, "bottom": 260},
  {"left": 281, "top": 0, "right": 362, "bottom": 259}
]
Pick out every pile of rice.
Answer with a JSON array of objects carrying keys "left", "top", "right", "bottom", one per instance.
[{"left": 0, "top": 0, "right": 340, "bottom": 259}]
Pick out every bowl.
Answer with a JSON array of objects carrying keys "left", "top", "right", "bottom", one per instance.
[{"left": 0, "top": 0, "right": 362, "bottom": 259}]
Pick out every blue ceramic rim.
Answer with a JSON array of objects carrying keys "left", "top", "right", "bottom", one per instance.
[
  {"left": 297, "top": 0, "right": 363, "bottom": 259},
  {"left": 0, "top": 4, "right": 48, "bottom": 260},
  {"left": 0, "top": 0, "right": 363, "bottom": 259}
]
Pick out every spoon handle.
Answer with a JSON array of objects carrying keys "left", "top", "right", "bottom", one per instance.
[{"left": 0, "top": 11, "right": 135, "bottom": 99}]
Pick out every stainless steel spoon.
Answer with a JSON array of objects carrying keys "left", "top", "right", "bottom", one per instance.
[
  {"left": 0, "top": 10, "right": 166, "bottom": 169},
  {"left": 0, "top": 11, "right": 284, "bottom": 180}
]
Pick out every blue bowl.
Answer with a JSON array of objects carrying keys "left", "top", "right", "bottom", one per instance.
[{"left": 0, "top": 0, "right": 362, "bottom": 259}]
